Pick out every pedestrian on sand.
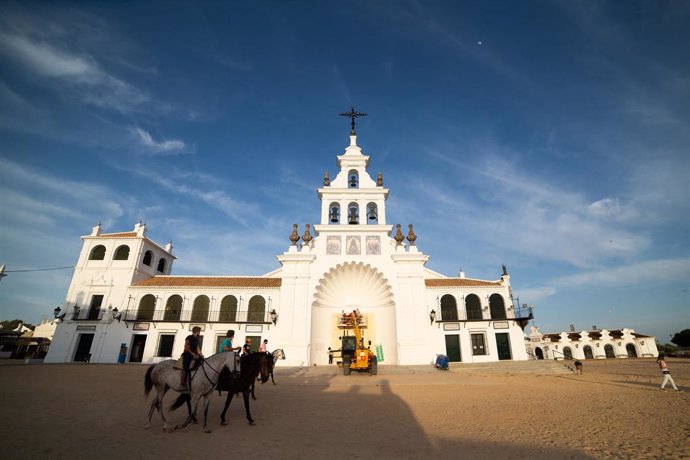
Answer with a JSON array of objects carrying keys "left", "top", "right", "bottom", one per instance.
[{"left": 657, "top": 353, "right": 680, "bottom": 391}]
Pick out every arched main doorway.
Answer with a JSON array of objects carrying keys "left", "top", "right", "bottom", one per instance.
[
  {"left": 626, "top": 343, "right": 638, "bottom": 358},
  {"left": 312, "top": 262, "right": 396, "bottom": 366}
]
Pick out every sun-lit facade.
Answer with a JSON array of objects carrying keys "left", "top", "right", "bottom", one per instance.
[{"left": 46, "top": 130, "right": 533, "bottom": 366}]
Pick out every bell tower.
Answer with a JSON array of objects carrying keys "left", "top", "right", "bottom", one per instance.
[{"left": 317, "top": 107, "right": 389, "bottom": 226}]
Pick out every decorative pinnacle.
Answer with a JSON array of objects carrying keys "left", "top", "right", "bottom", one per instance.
[{"left": 339, "top": 106, "right": 367, "bottom": 135}]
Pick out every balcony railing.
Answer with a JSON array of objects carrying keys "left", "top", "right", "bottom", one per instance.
[
  {"left": 437, "top": 305, "right": 532, "bottom": 322},
  {"left": 122, "top": 309, "right": 273, "bottom": 324},
  {"left": 69, "top": 308, "right": 105, "bottom": 321}
]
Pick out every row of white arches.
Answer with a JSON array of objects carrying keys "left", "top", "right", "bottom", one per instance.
[
  {"left": 88, "top": 244, "right": 167, "bottom": 273},
  {"left": 535, "top": 343, "right": 640, "bottom": 360},
  {"left": 134, "top": 293, "right": 268, "bottom": 323},
  {"left": 440, "top": 293, "right": 508, "bottom": 321}
]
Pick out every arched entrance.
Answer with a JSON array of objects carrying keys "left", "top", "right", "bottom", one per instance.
[
  {"left": 583, "top": 345, "right": 594, "bottom": 359},
  {"left": 312, "top": 262, "right": 396, "bottom": 365},
  {"left": 625, "top": 343, "right": 638, "bottom": 358},
  {"left": 563, "top": 346, "right": 573, "bottom": 360},
  {"left": 535, "top": 347, "right": 544, "bottom": 359},
  {"left": 604, "top": 344, "right": 615, "bottom": 358}
]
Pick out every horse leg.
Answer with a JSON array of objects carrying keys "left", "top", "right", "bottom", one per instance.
[
  {"left": 175, "top": 395, "right": 198, "bottom": 430},
  {"left": 202, "top": 394, "right": 212, "bottom": 433},
  {"left": 271, "top": 370, "right": 276, "bottom": 385},
  {"left": 185, "top": 397, "right": 198, "bottom": 424},
  {"left": 250, "top": 380, "right": 256, "bottom": 400},
  {"left": 220, "top": 391, "right": 234, "bottom": 425},
  {"left": 242, "top": 388, "right": 255, "bottom": 425}
]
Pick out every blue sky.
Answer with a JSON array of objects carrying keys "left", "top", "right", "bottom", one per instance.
[{"left": 0, "top": 1, "right": 688, "bottom": 341}]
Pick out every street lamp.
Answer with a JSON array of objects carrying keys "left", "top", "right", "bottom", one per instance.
[
  {"left": 429, "top": 309, "right": 436, "bottom": 325},
  {"left": 53, "top": 306, "right": 61, "bottom": 318},
  {"left": 270, "top": 309, "right": 278, "bottom": 325},
  {"left": 112, "top": 308, "right": 122, "bottom": 323}
]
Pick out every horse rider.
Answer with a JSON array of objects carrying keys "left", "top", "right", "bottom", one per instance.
[
  {"left": 259, "top": 339, "right": 268, "bottom": 353},
  {"left": 181, "top": 326, "right": 204, "bottom": 391},
  {"left": 219, "top": 329, "right": 240, "bottom": 353},
  {"left": 242, "top": 338, "right": 253, "bottom": 356}
]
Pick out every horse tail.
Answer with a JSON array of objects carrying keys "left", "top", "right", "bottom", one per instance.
[
  {"left": 169, "top": 393, "right": 190, "bottom": 412},
  {"left": 144, "top": 365, "right": 155, "bottom": 396}
]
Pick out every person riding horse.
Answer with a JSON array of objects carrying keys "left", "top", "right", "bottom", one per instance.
[{"left": 181, "top": 326, "right": 204, "bottom": 390}]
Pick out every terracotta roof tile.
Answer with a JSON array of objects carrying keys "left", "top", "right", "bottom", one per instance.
[
  {"left": 99, "top": 232, "right": 138, "bottom": 238},
  {"left": 134, "top": 276, "right": 281, "bottom": 288},
  {"left": 425, "top": 278, "right": 501, "bottom": 287}
]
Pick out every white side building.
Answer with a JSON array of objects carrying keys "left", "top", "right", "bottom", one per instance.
[
  {"left": 526, "top": 326, "right": 657, "bottom": 360},
  {"left": 46, "top": 128, "right": 534, "bottom": 366}
]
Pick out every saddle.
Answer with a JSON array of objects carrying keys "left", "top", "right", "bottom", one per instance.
[{"left": 173, "top": 356, "right": 202, "bottom": 370}]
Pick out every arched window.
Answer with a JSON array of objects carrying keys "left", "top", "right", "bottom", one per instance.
[
  {"left": 247, "top": 295, "right": 266, "bottom": 323},
  {"left": 142, "top": 250, "right": 153, "bottom": 266},
  {"left": 219, "top": 295, "right": 238, "bottom": 322},
  {"left": 89, "top": 245, "right": 106, "bottom": 260},
  {"left": 348, "top": 170, "right": 359, "bottom": 189},
  {"left": 137, "top": 294, "right": 156, "bottom": 321},
  {"left": 163, "top": 295, "right": 182, "bottom": 321},
  {"left": 157, "top": 258, "right": 166, "bottom": 273},
  {"left": 191, "top": 295, "right": 210, "bottom": 322},
  {"left": 114, "top": 245, "right": 130, "bottom": 260},
  {"left": 347, "top": 202, "right": 359, "bottom": 225},
  {"left": 583, "top": 345, "right": 594, "bottom": 359},
  {"left": 440, "top": 294, "right": 458, "bottom": 321},
  {"left": 329, "top": 203, "right": 340, "bottom": 224},
  {"left": 604, "top": 344, "right": 615, "bottom": 359},
  {"left": 366, "top": 202, "right": 378, "bottom": 224},
  {"left": 563, "top": 346, "right": 573, "bottom": 360},
  {"left": 489, "top": 294, "right": 506, "bottom": 319},
  {"left": 625, "top": 343, "right": 638, "bottom": 358},
  {"left": 465, "top": 294, "right": 483, "bottom": 320}
]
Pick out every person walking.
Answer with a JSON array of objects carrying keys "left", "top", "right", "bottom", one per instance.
[
  {"left": 328, "top": 347, "right": 333, "bottom": 364},
  {"left": 657, "top": 353, "right": 680, "bottom": 391}
]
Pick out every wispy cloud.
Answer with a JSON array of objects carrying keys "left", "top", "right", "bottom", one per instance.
[
  {"left": 413, "top": 147, "right": 649, "bottom": 268},
  {"left": 131, "top": 127, "right": 188, "bottom": 154},
  {"left": 0, "top": 29, "right": 149, "bottom": 113},
  {"left": 553, "top": 257, "right": 690, "bottom": 288}
]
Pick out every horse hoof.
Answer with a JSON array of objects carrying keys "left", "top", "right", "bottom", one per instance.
[
  {"left": 204, "top": 428, "right": 212, "bottom": 434},
  {"left": 221, "top": 420, "right": 228, "bottom": 426},
  {"left": 249, "top": 421, "right": 256, "bottom": 426},
  {"left": 144, "top": 423, "right": 150, "bottom": 430}
]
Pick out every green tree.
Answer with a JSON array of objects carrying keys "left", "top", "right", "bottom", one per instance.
[
  {"left": 0, "top": 319, "right": 35, "bottom": 331},
  {"left": 670, "top": 329, "right": 690, "bottom": 348}
]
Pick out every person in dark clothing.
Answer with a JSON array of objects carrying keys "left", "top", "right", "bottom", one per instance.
[{"left": 180, "top": 326, "right": 204, "bottom": 390}]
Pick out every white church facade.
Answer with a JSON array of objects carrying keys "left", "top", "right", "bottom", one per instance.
[{"left": 46, "top": 121, "right": 534, "bottom": 367}]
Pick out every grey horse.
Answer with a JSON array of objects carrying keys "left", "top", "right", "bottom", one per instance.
[{"left": 144, "top": 351, "right": 238, "bottom": 433}]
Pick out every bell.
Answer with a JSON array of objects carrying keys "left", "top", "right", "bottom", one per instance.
[
  {"left": 330, "top": 207, "right": 339, "bottom": 223},
  {"left": 368, "top": 208, "right": 377, "bottom": 220},
  {"left": 348, "top": 208, "right": 358, "bottom": 225},
  {"left": 349, "top": 175, "right": 357, "bottom": 188}
]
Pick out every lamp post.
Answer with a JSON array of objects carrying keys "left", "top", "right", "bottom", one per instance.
[
  {"left": 53, "top": 306, "right": 61, "bottom": 318},
  {"left": 429, "top": 309, "right": 436, "bottom": 325}
]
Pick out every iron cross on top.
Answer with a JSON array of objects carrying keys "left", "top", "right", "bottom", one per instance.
[{"left": 339, "top": 106, "right": 367, "bottom": 135}]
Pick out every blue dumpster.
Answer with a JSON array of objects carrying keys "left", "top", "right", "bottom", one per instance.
[{"left": 435, "top": 354, "right": 449, "bottom": 370}]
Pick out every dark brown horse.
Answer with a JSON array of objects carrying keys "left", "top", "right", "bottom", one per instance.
[{"left": 170, "top": 352, "right": 271, "bottom": 426}]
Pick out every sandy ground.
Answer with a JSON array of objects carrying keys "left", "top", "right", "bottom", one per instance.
[{"left": 0, "top": 358, "right": 688, "bottom": 460}]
